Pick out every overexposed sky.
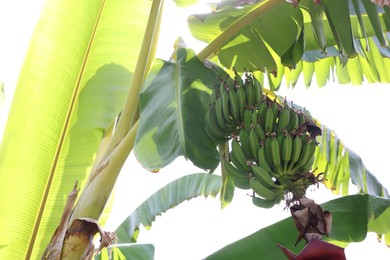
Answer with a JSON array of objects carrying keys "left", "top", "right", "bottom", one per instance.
[{"left": 1, "top": 1, "right": 389, "bottom": 259}]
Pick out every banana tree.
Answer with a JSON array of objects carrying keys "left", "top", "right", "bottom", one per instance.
[{"left": 0, "top": 0, "right": 390, "bottom": 259}]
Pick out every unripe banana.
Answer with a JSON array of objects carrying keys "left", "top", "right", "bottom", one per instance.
[
  {"left": 215, "top": 98, "right": 226, "bottom": 129},
  {"left": 290, "top": 135, "right": 311, "bottom": 173},
  {"left": 251, "top": 109, "right": 258, "bottom": 127},
  {"left": 251, "top": 165, "right": 284, "bottom": 190},
  {"left": 258, "top": 101, "right": 268, "bottom": 130},
  {"left": 239, "top": 129, "right": 252, "bottom": 159},
  {"left": 288, "top": 135, "right": 302, "bottom": 170},
  {"left": 265, "top": 107, "right": 275, "bottom": 133},
  {"left": 222, "top": 160, "right": 250, "bottom": 189},
  {"left": 252, "top": 192, "right": 284, "bottom": 208},
  {"left": 249, "top": 129, "right": 259, "bottom": 160},
  {"left": 253, "top": 76, "right": 263, "bottom": 106},
  {"left": 287, "top": 109, "right": 299, "bottom": 133},
  {"left": 271, "top": 101, "right": 279, "bottom": 122},
  {"left": 205, "top": 110, "right": 230, "bottom": 144},
  {"left": 269, "top": 137, "right": 282, "bottom": 174},
  {"left": 257, "top": 145, "right": 273, "bottom": 174},
  {"left": 276, "top": 107, "right": 290, "bottom": 135},
  {"left": 228, "top": 89, "right": 240, "bottom": 123},
  {"left": 231, "top": 139, "right": 251, "bottom": 171},
  {"left": 250, "top": 178, "right": 280, "bottom": 200},
  {"left": 281, "top": 134, "right": 293, "bottom": 171},
  {"left": 236, "top": 84, "right": 246, "bottom": 120},
  {"left": 300, "top": 139, "right": 317, "bottom": 171},
  {"left": 243, "top": 109, "right": 252, "bottom": 132},
  {"left": 221, "top": 90, "right": 233, "bottom": 125},
  {"left": 234, "top": 70, "right": 244, "bottom": 87},
  {"left": 255, "top": 124, "right": 266, "bottom": 140},
  {"left": 245, "top": 77, "right": 256, "bottom": 108},
  {"left": 297, "top": 110, "right": 306, "bottom": 127}
]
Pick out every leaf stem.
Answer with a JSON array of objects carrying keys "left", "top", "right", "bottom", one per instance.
[{"left": 197, "top": 0, "right": 284, "bottom": 62}]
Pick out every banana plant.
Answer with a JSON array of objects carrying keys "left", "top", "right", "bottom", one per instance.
[{"left": 0, "top": 0, "right": 390, "bottom": 259}]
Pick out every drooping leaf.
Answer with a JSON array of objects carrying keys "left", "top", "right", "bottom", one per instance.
[
  {"left": 115, "top": 173, "right": 222, "bottom": 243},
  {"left": 205, "top": 194, "right": 390, "bottom": 259},
  {"left": 187, "top": 0, "right": 390, "bottom": 86},
  {"left": 0, "top": 0, "right": 152, "bottom": 258},
  {"left": 134, "top": 48, "right": 220, "bottom": 172},
  {"left": 313, "top": 124, "right": 389, "bottom": 198},
  {"left": 95, "top": 244, "right": 155, "bottom": 260}
]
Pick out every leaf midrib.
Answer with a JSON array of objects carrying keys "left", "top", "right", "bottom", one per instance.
[{"left": 26, "top": 1, "right": 107, "bottom": 258}]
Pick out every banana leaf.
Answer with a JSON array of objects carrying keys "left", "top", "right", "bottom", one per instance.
[
  {"left": 206, "top": 194, "right": 390, "bottom": 259},
  {"left": 115, "top": 173, "right": 222, "bottom": 243},
  {"left": 134, "top": 48, "right": 221, "bottom": 172},
  {"left": 313, "top": 123, "right": 389, "bottom": 198},
  {"left": 0, "top": 0, "right": 152, "bottom": 258},
  {"left": 187, "top": 0, "right": 390, "bottom": 88}
]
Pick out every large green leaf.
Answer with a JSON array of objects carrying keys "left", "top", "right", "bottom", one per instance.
[
  {"left": 0, "top": 0, "right": 151, "bottom": 258},
  {"left": 206, "top": 194, "right": 390, "bottom": 259},
  {"left": 115, "top": 173, "right": 222, "bottom": 243},
  {"left": 134, "top": 48, "right": 220, "bottom": 172},
  {"left": 188, "top": 0, "right": 390, "bottom": 87}
]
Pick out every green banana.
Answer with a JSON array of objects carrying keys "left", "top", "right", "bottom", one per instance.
[
  {"left": 287, "top": 109, "right": 299, "bottom": 133},
  {"left": 221, "top": 90, "right": 233, "bottom": 125},
  {"left": 250, "top": 178, "right": 280, "bottom": 200},
  {"left": 215, "top": 98, "right": 226, "bottom": 129},
  {"left": 271, "top": 101, "right": 279, "bottom": 122},
  {"left": 281, "top": 134, "right": 293, "bottom": 171},
  {"left": 258, "top": 101, "right": 268, "bottom": 130},
  {"left": 209, "top": 89, "right": 217, "bottom": 106},
  {"left": 223, "top": 159, "right": 248, "bottom": 181},
  {"left": 236, "top": 84, "right": 246, "bottom": 120},
  {"left": 228, "top": 89, "right": 240, "bottom": 123},
  {"left": 265, "top": 107, "right": 275, "bottom": 133},
  {"left": 297, "top": 110, "right": 306, "bottom": 127},
  {"left": 239, "top": 129, "right": 253, "bottom": 159},
  {"left": 253, "top": 76, "right": 263, "bottom": 106},
  {"left": 288, "top": 135, "right": 302, "bottom": 170},
  {"left": 251, "top": 165, "right": 284, "bottom": 190},
  {"left": 245, "top": 77, "right": 256, "bottom": 108},
  {"left": 234, "top": 70, "right": 244, "bottom": 87},
  {"left": 257, "top": 145, "right": 273, "bottom": 174},
  {"left": 243, "top": 109, "right": 252, "bottom": 132},
  {"left": 252, "top": 192, "right": 284, "bottom": 209},
  {"left": 205, "top": 109, "right": 229, "bottom": 144},
  {"left": 269, "top": 137, "right": 282, "bottom": 174},
  {"left": 231, "top": 139, "right": 251, "bottom": 171},
  {"left": 300, "top": 140, "right": 317, "bottom": 171},
  {"left": 276, "top": 107, "right": 290, "bottom": 135},
  {"left": 290, "top": 135, "right": 311, "bottom": 173},
  {"left": 249, "top": 129, "right": 259, "bottom": 160},
  {"left": 255, "top": 124, "right": 266, "bottom": 140},
  {"left": 251, "top": 109, "right": 258, "bottom": 127}
]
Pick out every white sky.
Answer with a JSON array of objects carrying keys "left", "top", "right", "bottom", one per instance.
[{"left": 1, "top": 1, "right": 389, "bottom": 259}]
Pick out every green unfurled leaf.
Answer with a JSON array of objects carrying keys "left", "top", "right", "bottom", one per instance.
[
  {"left": 134, "top": 48, "right": 220, "bottom": 172},
  {"left": 361, "top": 0, "right": 388, "bottom": 47},
  {"left": 313, "top": 124, "right": 389, "bottom": 198},
  {"left": 188, "top": 1, "right": 302, "bottom": 71},
  {"left": 95, "top": 244, "right": 154, "bottom": 260},
  {"left": 206, "top": 194, "right": 390, "bottom": 259},
  {"left": 0, "top": 1, "right": 151, "bottom": 258},
  {"left": 115, "top": 173, "right": 222, "bottom": 243}
]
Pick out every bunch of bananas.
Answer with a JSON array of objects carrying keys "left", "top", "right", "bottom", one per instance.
[
  {"left": 205, "top": 72, "right": 263, "bottom": 144},
  {"left": 205, "top": 72, "right": 321, "bottom": 208}
]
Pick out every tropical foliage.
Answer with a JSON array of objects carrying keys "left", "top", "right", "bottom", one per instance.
[{"left": 0, "top": 0, "right": 389, "bottom": 259}]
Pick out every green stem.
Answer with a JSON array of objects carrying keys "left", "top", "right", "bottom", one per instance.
[
  {"left": 71, "top": 120, "right": 139, "bottom": 221},
  {"left": 107, "top": 0, "right": 163, "bottom": 153},
  {"left": 70, "top": 0, "right": 164, "bottom": 222},
  {"left": 197, "top": 0, "right": 284, "bottom": 62}
]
